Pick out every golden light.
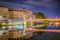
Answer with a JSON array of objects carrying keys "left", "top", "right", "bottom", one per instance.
[
  {"left": 55, "top": 21, "right": 60, "bottom": 27},
  {"left": 0, "top": 16, "right": 2, "bottom": 20},
  {"left": 55, "top": 16, "right": 60, "bottom": 27}
]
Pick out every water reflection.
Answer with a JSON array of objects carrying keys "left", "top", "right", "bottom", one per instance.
[{"left": 26, "top": 25, "right": 60, "bottom": 40}]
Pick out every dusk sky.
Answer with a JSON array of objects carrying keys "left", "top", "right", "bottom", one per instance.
[{"left": 0, "top": 0, "right": 60, "bottom": 18}]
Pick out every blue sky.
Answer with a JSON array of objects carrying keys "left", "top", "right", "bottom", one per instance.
[{"left": 0, "top": 0, "right": 60, "bottom": 18}]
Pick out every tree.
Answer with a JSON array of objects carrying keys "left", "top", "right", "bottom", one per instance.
[
  {"left": 35, "top": 12, "right": 49, "bottom": 34},
  {"left": 36, "top": 12, "right": 46, "bottom": 19}
]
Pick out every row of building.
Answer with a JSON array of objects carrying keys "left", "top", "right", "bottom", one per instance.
[
  {"left": 0, "top": 5, "right": 36, "bottom": 30},
  {"left": 0, "top": 6, "right": 34, "bottom": 39},
  {"left": 0, "top": 5, "right": 35, "bottom": 19}
]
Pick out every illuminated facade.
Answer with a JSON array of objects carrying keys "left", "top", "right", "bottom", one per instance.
[
  {"left": 8, "top": 8, "right": 35, "bottom": 19},
  {"left": 0, "top": 5, "right": 35, "bottom": 19},
  {"left": 0, "top": 6, "right": 35, "bottom": 30},
  {"left": 0, "top": 5, "right": 9, "bottom": 18}
]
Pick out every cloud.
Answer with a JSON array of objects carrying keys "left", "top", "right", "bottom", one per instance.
[
  {"left": 0, "top": 0, "right": 58, "bottom": 9},
  {"left": 0, "top": 1, "right": 34, "bottom": 9},
  {"left": 23, "top": 0, "right": 57, "bottom": 8}
]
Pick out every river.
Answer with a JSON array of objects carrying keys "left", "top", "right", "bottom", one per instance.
[{"left": 26, "top": 25, "right": 60, "bottom": 40}]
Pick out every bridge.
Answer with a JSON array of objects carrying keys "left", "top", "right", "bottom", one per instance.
[
  {"left": 23, "top": 17, "right": 60, "bottom": 33},
  {"left": 25, "top": 17, "right": 60, "bottom": 27},
  {"left": 26, "top": 18, "right": 60, "bottom": 22}
]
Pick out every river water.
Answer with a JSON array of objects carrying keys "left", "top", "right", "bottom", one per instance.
[{"left": 26, "top": 25, "right": 60, "bottom": 40}]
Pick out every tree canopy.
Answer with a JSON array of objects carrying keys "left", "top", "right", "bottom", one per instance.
[{"left": 36, "top": 12, "right": 46, "bottom": 19}]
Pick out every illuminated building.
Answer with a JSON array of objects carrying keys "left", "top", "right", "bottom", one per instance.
[
  {"left": 0, "top": 5, "right": 9, "bottom": 18},
  {"left": 0, "top": 5, "right": 35, "bottom": 30},
  {"left": 0, "top": 5, "right": 35, "bottom": 19},
  {"left": 8, "top": 8, "right": 35, "bottom": 19}
]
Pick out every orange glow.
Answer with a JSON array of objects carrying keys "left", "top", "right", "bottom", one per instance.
[
  {"left": 55, "top": 21, "right": 60, "bottom": 27},
  {"left": 26, "top": 18, "right": 60, "bottom": 27},
  {"left": 26, "top": 28, "right": 60, "bottom": 33},
  {"left": 26, "top": 18, "right": 60, "bottom": 22}
]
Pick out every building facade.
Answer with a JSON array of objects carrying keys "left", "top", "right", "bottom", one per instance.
[
  {"left": 0, "top": 5, "right": 35, "bottom": 29},
  {"left": 0, "top": 5, "right": 35, "bottom": 19},
  {"left": 0, "top": 5, "right": 9, "bottom": 18}
]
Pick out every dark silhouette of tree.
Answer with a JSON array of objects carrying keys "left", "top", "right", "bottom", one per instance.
[{"left": 36, "top": 12, "right": 46, "bottom": 19}]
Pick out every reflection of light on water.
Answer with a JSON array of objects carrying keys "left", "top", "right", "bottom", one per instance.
[
  {"left": 0, "top": 30, "right": 3, "bottom": 36},
  {"left": 39, "top": 25, "right": 43, "bottom": 26},
  {"left": 23, "top": 32, "right": 26, "bottom": 35},
  {"left": 2, "top": 27, "right": 6, "bottom": 29},
  {"left": 55, "top": 22, "right": 60, "bottom": 27},
  {"left": 0, "top": 30, "right": 7, "bottom": 36}
]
